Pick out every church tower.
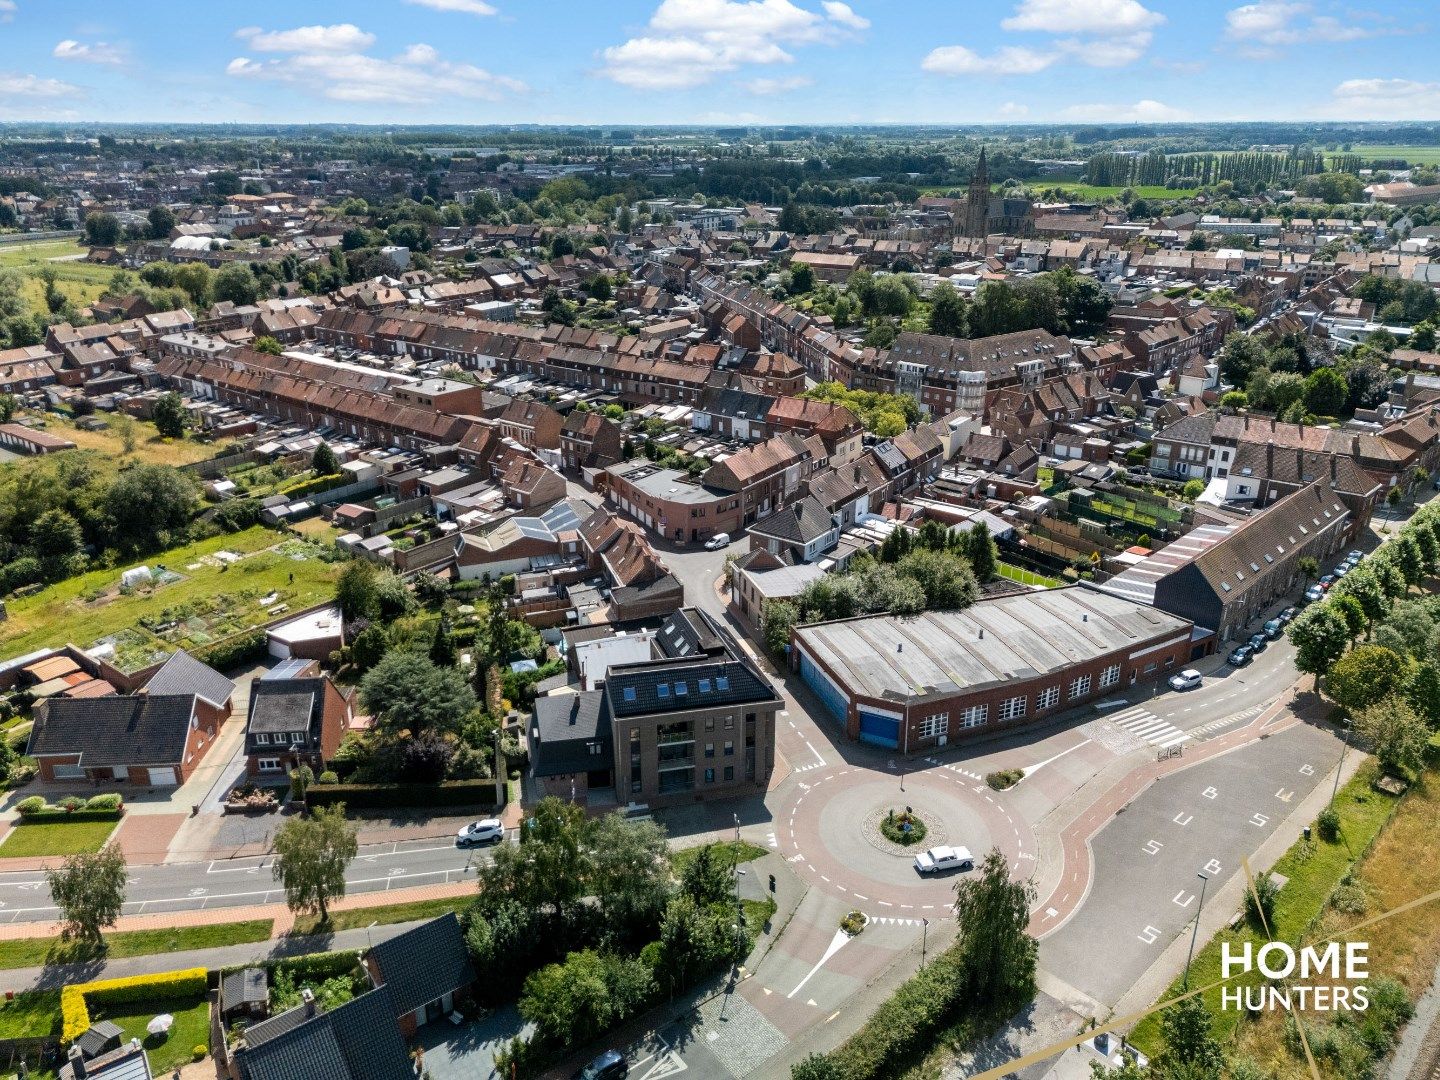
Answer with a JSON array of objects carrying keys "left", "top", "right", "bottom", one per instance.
[{"left": 960, "top": 147, "right": 990, "bottom": 238}]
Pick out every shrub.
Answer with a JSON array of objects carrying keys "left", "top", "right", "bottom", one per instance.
[
  {"left": 197, "top": 628, "right": 268, "bottom": 672},
  {"left": 1317, "top": 806, "right": 1341, "bottom": 842},
  {"left": 62, "top": 967, "right": 208, "bottom": 1043},
  {"left": 1331, "top": 883, "right": 1368, "bottom": 915},
  {"left": 1244, "top": 870, "right": 1279, "bottom": 930},
  {"left": 58, "top": 795, "right": 85, "bottom": 812},
  {"left": 840, "top": 911, "right": 867, "bottom": 936},
  {"left": 879, "top": 809, "right": 927, "bottom": 846},
  {"left": 986, "top": 769, "right": 1024, "bottom": 791},
  {"left": 193, "top": 1044, "right": 208, "bottom": 1061},
  {"left": 317, "top": 770, "right": 339, "bottom": 784},
  {"left": 16, "top": 795, "right": 46, "bottom": 816},
  {"left": 85, "top": 793, "right": 123, "bottom": 811}
]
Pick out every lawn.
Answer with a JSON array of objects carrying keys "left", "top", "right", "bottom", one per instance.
[
  {"left": 0, "top": 817, "right": 119, "bottom": 858},
  {"left": 0, "top": 526, "right": 342, "bottom": 663},
  {"left": 91, "top": 995, "right": 210, "bottom": 1075},
  {"left": 671, "top": 839, "right": 769, "bottom": 874},
  {"left": 1131, "top": 758, "right": 1401, "bottom": 1054},
  {"left": 290, "top": 896, "right": 464, "bottom": 936},
  {"left": 1345, "top": 145, "right": 1440, "bottom": 166},
  {"left": 0, "top": 988, "right": 61, "bottom": 1040},
  {"left": 31, "top": 410, "right": 237, "bottom": 467},
  {"left": 0, "top": 920, "right": 274, "bottom": 971},
  {"left": 0, "top": 239, "right": 115, "bottom": 312},
  {"left": 997, "top": 562, "right": 1063, "bottom": 589}
]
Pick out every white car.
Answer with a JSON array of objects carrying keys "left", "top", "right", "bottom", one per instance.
[
  {"left": 1168, "top": 669, "right": 1202, "bottom": 692},
  {"left": 456, "top": 818, "right": 505, "bottom": 847},
  {"left": 704, "top": 532, "right": 731, "bottom": 551},
  {"left": 914, "top": 845, "right": 974, "bottom": 874}
]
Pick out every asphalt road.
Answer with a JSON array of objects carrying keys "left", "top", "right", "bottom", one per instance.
[
  {"left": 0, "top": 834, "right": 490, "bottom": 924},
  {"left": 1038, "top": 718, "right": 1342, "bottom": 1005}
]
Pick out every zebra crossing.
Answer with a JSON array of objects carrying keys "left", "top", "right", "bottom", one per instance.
[
  {"left": 923, "top": 758, "right": 984, "bottom": 781},
  {"left": 1104, "top": 706, "right": 1192, "bottom": 750},
  {"left": 1189, "top": 702, "right": 1266, "bottom": 737}
]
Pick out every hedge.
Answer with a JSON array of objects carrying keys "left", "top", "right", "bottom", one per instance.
[
  {"left": 62, "top": 967, "right": 208, "bottom": 1044},
  {"left": 305, "top": 778, "right": 502, "bottom": 811},
  {"left": 14, "top": 808, "right": 124, "bottom": 824},
  {"left": 224, "top": 950, "right": 363, "bottom": 985},
  {"left": 277, "top": 473, "right": 345, "bottom": 499},
  {"left": 195, "top": 628, "right": 268, "bottom": 672}
]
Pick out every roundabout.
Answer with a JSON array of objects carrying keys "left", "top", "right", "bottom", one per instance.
[{"left": 776, "top": 761, "right": 1038, "bottom": 918}]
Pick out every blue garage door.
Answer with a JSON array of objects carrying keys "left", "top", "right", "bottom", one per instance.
[
  {"left": 799, "top": 648, "right": 846, "bottom": 725},
  {"left": 858, "top": 710, "right": 900, "bottom": 749}
]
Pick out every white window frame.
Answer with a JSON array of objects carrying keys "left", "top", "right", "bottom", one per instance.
[
  {"left": 1099, "top": 663, "right": 1121, "bottom": 689},
  {"left": 999, "top": 695, "right": 1027, "bottom": 722},
  {"left": 1069, "top": 674, "right": 1092, "bottom": 700},
  {"left": 1037, "top": 686, "right": 1060, "bottom": 710},
  {"left": 255, "top": 732, "right": 270, "bottom": 744},
  {"left": 257, "top": 757, "right": 282, "bottom": 773},
  {"left": 958, "top": 704, "right": 988, "bottom": 729},
  {"left": 918, "top": 713, "right": 948, "bottom": 739}
]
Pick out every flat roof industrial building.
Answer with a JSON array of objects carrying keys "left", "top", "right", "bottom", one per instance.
[{"left": 791, "top": 586, "right": 1194, "bottom": 753}]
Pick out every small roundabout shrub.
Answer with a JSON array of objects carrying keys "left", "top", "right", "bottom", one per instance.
[
  {"left": 840, "top": 911, "right": 867, "bottom": 936},
  {"left": 880, "top": 808, "right": 927, "bottom": 846}
]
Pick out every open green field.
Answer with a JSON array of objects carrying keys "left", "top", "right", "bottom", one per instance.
[
  {"left": 1346, "top": 145, "right": 1440, "bottom": 165},
  {"left": 0, "top": 817, "right": 119, "bottom": 858},
  {"left": 0, "top": 238, "right": 114, "bottom": 311},
  {"left": 0, "top": 920, "right": 274, "bottom": 971},
  {"left": 20, "top": 410, "right": 237, "bottom": 467},
  {"left": 0, "top": 526, "right": 342, "bottom": 663}
]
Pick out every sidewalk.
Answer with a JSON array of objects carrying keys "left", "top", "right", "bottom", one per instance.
[{"left": 0, "top": 919, "right": 434, "bottom": 994}]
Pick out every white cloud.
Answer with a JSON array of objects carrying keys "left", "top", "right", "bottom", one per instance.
[
  {"left": 0, "top": 1, "right": 15, "bottom": 23},
  {"left": 402, "top": 0, "right": 499, "bottom": 14},
  {"left": 1224, "top": 3, "right": 1392, "bottom": 56},
  {"left": 1002, "top": 0, "right": 1163, "bottom": 35},
  {"left": 598, "top": 0, "right": 867, "bottom": 90},
  {"left": 998, "top": 101, "right": 1030, "bottom": 117},
  {"left": 1058, "top": 99, "right": 1188, "bottom": 122},
  {"left": 820, "top": 1, "right": 868, "bottom": 31},
  {"left": 1328, "top": 78, "right": 1440, "bottom": 120},
  {"left": 235, "top": 24, "right": 377, "bottom": 54},
  {"left": 228, "top": 31, "right": 525, "bottom": 106},
  {"left": 0, "top": 72, "right": 82, "bottom": 98},
  {"left": 921, "top": 44, "right": 1056, "bottom": 77},
  {"left": 745, "top": 74, "right": 812, "bottom": 93},
  {"left": 52, "top": 39, "right": 125, "bottom": 65}
]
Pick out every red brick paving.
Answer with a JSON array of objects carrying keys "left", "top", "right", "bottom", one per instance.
[{"left": 113, "top": 813, "right": 187, "bottom": 865}]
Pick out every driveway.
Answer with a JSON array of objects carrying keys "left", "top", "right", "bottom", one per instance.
[{"left": 414, "top": 1006, "right": 530, "bottom": 1080}]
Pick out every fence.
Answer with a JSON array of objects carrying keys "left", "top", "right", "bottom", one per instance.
[
  {"left": 182, "top": 448, "right": 267, "bottom": 481},
  {"left": 359, "top": 496, "right": 430, "bottom": 538}
]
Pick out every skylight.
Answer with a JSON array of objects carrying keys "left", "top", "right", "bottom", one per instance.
[
  {"left": 623, "top": 687, "right": 636, "bottom": 702},
  {"left": 715, "top": 676, "right": 730, "bottom": 691},
  {"left": 657, "top": 684, "right": 670, "bottom": 699}
]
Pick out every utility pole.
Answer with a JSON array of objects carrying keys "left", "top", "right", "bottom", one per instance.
[
  {"left": 1330, "top": 718, "right": 1352, "bottom": 805},
  {"left": 1182, "top": 872, "right": 1209, "bottom": 990}
]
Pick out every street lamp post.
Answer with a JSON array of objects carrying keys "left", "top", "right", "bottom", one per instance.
[
  {"left": 1330, "top": 718, "right": 1353, "bottom": 805},
  {"left": 921, "top": 918, "right": 928, "bottom": 969},
  {"left": 1182, "top": 872, "right": 1209, "bottom": 990}
]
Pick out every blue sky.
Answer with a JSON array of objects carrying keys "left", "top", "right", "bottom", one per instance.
[{"left": 2, "top": 0, "right": 1437, "bottom": 126}]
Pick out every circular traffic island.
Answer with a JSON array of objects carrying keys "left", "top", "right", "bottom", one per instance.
[
  {"left": 879, "top": 808, "right": 928, "bottom": 846},
  {"left": 862, "top": 803, "right": 949, "bottom": 857}
]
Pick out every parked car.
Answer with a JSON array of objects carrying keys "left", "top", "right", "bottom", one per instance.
[
  {"left": 1228, "top": 644, "right": 1253, "bottom": 667},
  {"left": 1263, "top": 620, "right": 1283, "bottom": 639},
  {"left": 1279, "top": 606, "right": 1299, "bottom": 624},
  {"left": 1304, "top": 586, "right": 1325, "bottom": 603},
  {"left": 577, "top": 1051, "right": 628, "bottom": 1080},
  {"left": 1319, "top": 574, "right": 1336, "bottom": 590},
  {"left": 1348, "top": 550, "right": 1364, "bottom": 562},
  {"left": 703, "top": 532, "right": 731, "bottom": 551},
  {"left": 1168, "top": 668, "right": 1203, "bottom": 691},
  {"left": 456, "top": 818, "right": 505, "bottom": 847},
  {"left": 1248, "top": 633, "right": 1268, "bottom": 653},
  {"left": 914, "top": 845, "right": 974, "bottom": 874}
]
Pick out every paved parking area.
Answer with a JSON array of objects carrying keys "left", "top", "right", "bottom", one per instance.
[{"left": 1039, "top": 719, "right": 1340, "bottom": 1005}]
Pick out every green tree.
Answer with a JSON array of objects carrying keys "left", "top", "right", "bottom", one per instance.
[
  {"left": 480, "top": 797, "right": 588, "bottom": 922},
  {"left": 212, "top": 264, "right": 259, "bottom": 306},
  {"left": 349, "top": 623, "right": 389, "bottom": 671},
  {"left": 587, "top": 812, "right": 672, "bottom": 944},
  {"left": 1288, "top": 604, "right": 1349, "bottom": 684},
  {"left": 45, "top": 842, "right": 127, "bottom": 947},
  {"left": 147, "top": 205, "right": 175, "bottom": 240},
  {"left": 1244, "top": 869, "right": 1279, "bottom": 930},
  {"left": 311, "top": 441, "right": 340, "bottom": 476},
  {"left": 1352, "top": 697, "right": 1430, "bottom": 777},
  {"left": 359, "top": 650, "right": 477, "bottom": 737},
  {"left": 1325, "top": 645, "right": 1411, "bottom": 715},
  {"left": 110, "top": 412, "right": 136, "bottom": 453},
  {"left": 585, "top": 273, "right": 613, "bottom": 302},
  {"left": 952, "top": 848, "right": 1037, "bottom": 1014},
  {"left": 84, "top": 211, "right": 121, "bottom": 247},
  {"left": 429, "top": 615, "right": 458, "bottom": 668},
  {"left": 789, "top": 261, "right": 815, "bottom": 295},
  {"left": 896, "top": 548, "right": 978, "bottom": 610},
  {"left": 927, "top": 282, "right": 967, "bottom": 337},
  {"left": 336, "top": 559, "right": 380, "bottom": 622},
  {"left": 519, "top": 949, "right": 653, "bottom": 1048},
  {"left": 1182, "top": 479, "right": 1205, "bottom": 500},
  {"left": 253, "top": 335, "right": 284, "bottom": 355},
  {"left": 271, "top": 804, "right": 358, "bottom": 923},
  {"left": 965, "top": 523, "right": 998, "bottom": 583},
  {"left": 762, "top": 600, "right": 798, "bottom": 658},
  {"left": 1303, "top": 367, "right": 1349, "bottom": 416},
  {"left": 1298, "top": 555, "right": 1320, "bottom": 582},
  {"left": 103, "top": 465, "right": 196, "bottom": 553},
  {"left": 1155, "top": 994, "right": 1225, "bottom": 1078},
  {"left": 152, "top": 391, "right": 187, "bottom": 438},
  {"left": 792, "top": 1055, "right": 845, "bottom": 1080},
  {"left": 679, "top": 843, "right": 737, "bottom": 908},
  {"left": 1331, "top": 594, "right": 1367, "bottom": 640},
  {"left": 172, "top": 262, "right": 213, "bottom": 308},
  {"left": 30, "top": 508, "right": 84, "bottom": 563},
  {"left": 0, "top": 393, "right": 16, "bottom": 423}
]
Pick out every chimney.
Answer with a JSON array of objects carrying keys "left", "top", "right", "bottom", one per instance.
[
  {"left": 978, "top": 628, "right": 984, "bottom": 639},
  {"left": 67, "top": 1046, "right": 86, "bottom": 1080},
  {"left": 1267, "top": 440, "right": 1274, "bottom": 474},
  {"left": 302, "top": 987, "right": 316, "bottom": 1017},
  {"left": 1331, "top": 455, "right": 1338, "bottom": 482}
]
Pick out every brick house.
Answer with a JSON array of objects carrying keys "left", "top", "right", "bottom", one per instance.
[
  {"left": 28, "top": 694, "right": 216, "bottom": 785},
  {"left": 243, "top": 675, "right": 351, "bottom": 779},
  {"left": 559, "top": 409, "right": 623, "bottom": 471},
  {"left": 141, "top": 649, "right": 235, "bottom": 729}
]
